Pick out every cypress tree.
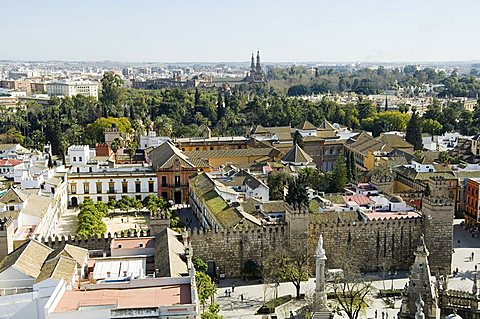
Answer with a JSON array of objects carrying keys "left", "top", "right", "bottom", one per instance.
[
  {"left": 349, "top": 151, "right": 357, "bottom": 183},
  {"left": 406, "top": 110, "right": 423, "bottom": 151},
  {"left": 330, "top": 155, "right": 348, "bottom": 192}
]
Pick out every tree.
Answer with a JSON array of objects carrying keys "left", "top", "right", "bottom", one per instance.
[
  {"left": 111, "top": 138, "right": 122, "bottom": 161},
  {"left": 202, "top": 304, "right": 223, "bottom": 319},
  {"left": 293, "top": 130, "right": 305, "bottom": 148},
  {"left": 193, "top": 257, "right": 208, "bottom": 273},
  {"left": 330, "top": 276, "right": 373, "bottom": 319},
  {"left": 330, "top": 155, "right": 348, "bottom": 193},
  {"left": 329, "top": 253, "right": 373, "bottom": 319},
  {"left": 421, "top": 118, "right": 442, "bottom": 136},
  {"left": 405, "top": 110, "right": 423, "bottom": 151},
  {"left": 438, "top": 151, "right": 449, "bottom": 163},
  {"left": 196, "top": 271, "right": 217, "bottom": 313},
  {"left": 286, "top": 175, "right": 309, "bottom": 209},
  {"left": 267, "top": 172, "right": 290, "bottom": 200},
  {"left": 76, "top": 199, "right": 107, "bottom": 237},
  {"left": 349, "top": 152, "right": 357, "bottom": 183},
  {"left": 100, "top": 72, "right": 124, "bottom": 117},
  {"left": 263, "top": 244, "right": 309, "bottom": 299}
]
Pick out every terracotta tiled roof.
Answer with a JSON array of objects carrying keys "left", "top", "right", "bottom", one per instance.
[
  {"left": 281, "top": 144, "right": 313, "bottom": 163},
  {"left": 0, "top": 158, "right": 22, "bottom": 166},
  {"left": 296, "top": 120, "right": 316, "bottom": 130}
]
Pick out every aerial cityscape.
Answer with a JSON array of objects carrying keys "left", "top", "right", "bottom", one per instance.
[{"left": 1, "top": 1, "right": 480, "bottom": 319}]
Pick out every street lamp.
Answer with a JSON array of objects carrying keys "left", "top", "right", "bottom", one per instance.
[{"left": 390, "top": 270, "right": 397, "bottom": 291}]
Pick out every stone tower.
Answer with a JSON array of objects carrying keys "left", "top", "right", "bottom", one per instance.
[
  {"left": 149, "top": 211, "right": 170, "bottom": 235},
  {"left": 422, "top": 196, "right": 454, "bottom": 274},
  {"left": 370, "top": 167, "right": 395, "bottom": 194},
  {"left": 400, "top": 235, "right": 440, "bottom": 319}
]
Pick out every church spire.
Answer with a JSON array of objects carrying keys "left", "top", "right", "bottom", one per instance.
[
  {"left": 250, "top": 52, "right": 255, "bottom": 72},
  {"left": 256, "top": 50, "right": 261, "bottom": 71}
]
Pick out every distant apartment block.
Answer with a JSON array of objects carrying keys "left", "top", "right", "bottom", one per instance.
[{"left": 46, "top": 79, "right": 99, "bottom": 98}]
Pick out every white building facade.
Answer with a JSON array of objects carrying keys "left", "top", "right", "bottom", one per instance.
[{"left": 46, "top": 80, "right": 99, "bottom": 99}]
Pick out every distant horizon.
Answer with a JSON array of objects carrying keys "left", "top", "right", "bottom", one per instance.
[
  {"left": 2, "top": 0, "right": 480, "bottom": 62},
  {"left": 2, "top": 58, "right": 479, "bottom": 66}
]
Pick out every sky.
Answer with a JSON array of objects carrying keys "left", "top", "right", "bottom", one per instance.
[{"left": 1, "top": 0, "right": 480, "bottom": 63}]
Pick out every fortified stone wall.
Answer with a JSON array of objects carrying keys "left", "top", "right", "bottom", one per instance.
[
  {"left": 189, "top": 226, "right": 287, "bottom": 278},
  {"left": 189, "top": 195, "right": 453, "bottom": 278},
  {"left": 39, "top": 230, "right": 151, "bottom": 254},
  {"left": 307, "top": 217, "right": 424, "bottom": 272}
]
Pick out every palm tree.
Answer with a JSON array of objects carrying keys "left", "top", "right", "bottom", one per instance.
[{"left": 111, "top": 138, "right": 122, "bottom": 161}]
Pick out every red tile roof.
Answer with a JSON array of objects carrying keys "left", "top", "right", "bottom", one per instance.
[
  {"left": 342, "top": 195, "right": 374, "bottom": 206},
  {"left": 0, "top": 159, "right": 22, "bottom": 166}
]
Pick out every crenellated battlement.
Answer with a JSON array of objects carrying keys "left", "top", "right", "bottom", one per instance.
[
  {"left": 309, "top": 216, "right": 422, "bottom": 230},
  {"left": 40, "top": 230, "right": 152, "bottom": 250},
  {"left": 423, "top": 196, "right": 453, "bottom": 207},
  {"left": 188, "top": 224, "right": 286, "bottom": 237},
  {"left": 285, "top": 203, "right": 309, "bottom": 214}
]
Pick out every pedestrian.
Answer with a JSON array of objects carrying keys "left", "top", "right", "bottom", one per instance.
[
  {"left": 375, "top": 310, "right": 378, "bottom": 318},
  {"left": 472, "top": 252, "right": 475, "bottom": 261},
  {"left": 290, "top": 311, "right": 294, "bottom": 318},
  {"left": 241, "top": 294, "right": 244, "bottom": 302},
  {"left": 121, "top": 218, "right": 123, "bottom": 223},
  {"left": 456, "top": 267, "right": 459, "bottom": 275},
  {"left": 382, "top": 312, "right": 385, "bottom": 319},
  {"left": 476, "top": 264, "right": 478, "bottom": 272},
  {"left": 227, "top": 289, "right": 231, "bottom": 297},
  {"left": 231, "top": 283, "right": 235, "bottom": 292},
  {"left": 224, "top": 289, "right": 227, "bottom": 297},
  {"left": 386, "top": 313, "right": 389, "bottom": 319}
]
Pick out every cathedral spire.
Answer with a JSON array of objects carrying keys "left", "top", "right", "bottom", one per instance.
[
  {"left": 250, "top": 52, "right": 255, "bottom": 71},
  {"left": 256, "top": 50, "right": 261, "bottom": 71}
]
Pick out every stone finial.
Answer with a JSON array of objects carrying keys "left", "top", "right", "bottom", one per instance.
[
  {"left": 415, "top": 234, "right": 429, "bottom": 257},
  {"left": 415, "top": 294, "right": 425, "bottom": 319},
  {"left": 315, "top": 234, "right": 326, "bottom": 260}
]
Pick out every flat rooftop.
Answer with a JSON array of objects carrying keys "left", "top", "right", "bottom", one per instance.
[{"left": 54, "top": 283, "right": 192, "bottom": 313}]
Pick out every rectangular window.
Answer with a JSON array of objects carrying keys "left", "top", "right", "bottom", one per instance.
[
  {"left": 97, "top": 196, "right": 103, "bottom": 203},
  {"left": 161, "top": 176, "right": 167, "bottom": 187},
  {"left": 148, "top": 181, "right": 154, "bottom": 192},
  {"left": 83, "top": 183, "right": 89, "bottom": 194},
  {"left": 135, "top": 182, "right": 141, "bottom": 193},
  {"left": 175, "top": 176, "right": 181, "bottom": 187},
  {"left": 108, "top": 182, "right": 115, "bottom": 194},
  {"left": 96, "top": 182, "right": 102, "bottom": 194},
  {"left": 122, "top": 182, "right": 128, "bottom": 193},
  {"left": 71, "top": 183, "right": 77, "bottom": 194}
]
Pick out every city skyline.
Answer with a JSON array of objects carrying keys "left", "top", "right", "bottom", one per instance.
[{"left": 2, "top": 0, "right": 480, "bottom": 63}]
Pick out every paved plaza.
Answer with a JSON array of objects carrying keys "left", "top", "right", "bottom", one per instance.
[
  {"left": 215, "top": 219, "right": 480, "bottom": 319},
  {"left": 56, "top": 208, "right": 150, "bottom": 237}
]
